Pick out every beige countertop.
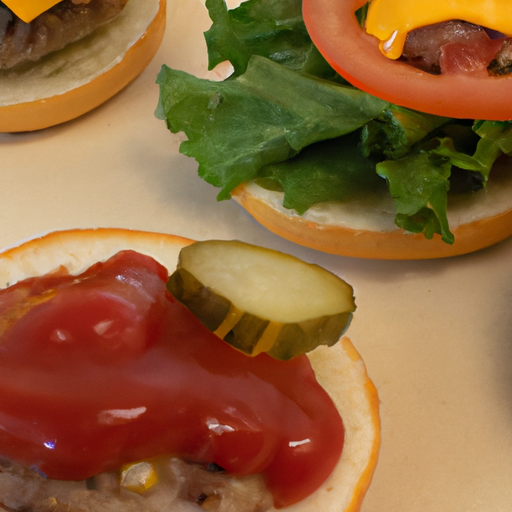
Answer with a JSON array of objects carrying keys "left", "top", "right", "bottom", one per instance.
[{"left": 1, "top": 1, "right": 512, "bottom": 511}]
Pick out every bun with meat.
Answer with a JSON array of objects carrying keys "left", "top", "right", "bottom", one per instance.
[
  {"left": 0, "top": 228, "right": 379, "bottom": 512},
  {"left": 156, "top": 0, "right": 512, "bottom": 259},
  {"left": 0, "top": 0, "right": 166, "bottom": 132}
]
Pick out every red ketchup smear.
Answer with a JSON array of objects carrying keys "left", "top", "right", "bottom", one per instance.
[{"left": 0, "top": 251, "right": 344, "bottom": 508}]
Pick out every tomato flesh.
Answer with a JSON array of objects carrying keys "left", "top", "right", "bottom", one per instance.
[
  {"left": 302, "top": 0, "right": 512, "bottom": 120},
  {"left": 0, "top": 250, "right": 344, "bottom": 508}
]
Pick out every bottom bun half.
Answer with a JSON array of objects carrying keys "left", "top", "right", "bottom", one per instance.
[
  {"left": 233, "top": 158, "right": 512, "bottom": 260},
  {"left": 0, "top": 227, "right": 380, "bottom": 512},
  {"left": 0, "top": 0, "right": 166, "bottom": 133}
]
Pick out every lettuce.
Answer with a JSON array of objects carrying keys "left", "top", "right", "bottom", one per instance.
[
  {"left": 156, "top": 0, "right": 512, "bottom": 244},
  {"left": 156, "top": 56, "right": 387, "bottom": 200},
  {"left": 204, "top": 0, "right": 338, "bottom": 79}
]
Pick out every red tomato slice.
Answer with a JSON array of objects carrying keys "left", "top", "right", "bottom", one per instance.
[{"left": 302, "top": 0, "right": 512, "bottom": 120}]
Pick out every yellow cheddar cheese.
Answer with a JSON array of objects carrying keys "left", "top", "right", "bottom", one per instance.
[
  {"left": 2, "top": 0, "right": 62, "bottom": 23},
  {"left": 365, "top": 0, "right": 512, "bottom": 59}
]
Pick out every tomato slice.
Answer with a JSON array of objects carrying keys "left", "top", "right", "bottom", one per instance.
[{"left": 302, "top": 0, "right": 512, "bottom": 120}]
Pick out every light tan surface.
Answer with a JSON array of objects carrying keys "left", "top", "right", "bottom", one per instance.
[{"left": 1, "top": 1, "right": 512, "bottom": 511}]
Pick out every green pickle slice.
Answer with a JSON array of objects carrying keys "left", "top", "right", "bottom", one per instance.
[{"left": 167, "top": 240, "right": 356, "bottom": 360}]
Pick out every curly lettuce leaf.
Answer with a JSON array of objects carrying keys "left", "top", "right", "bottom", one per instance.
[
  {"left": 472, "top": 120, "right": 512, "bottom": 173},
  {"left": 156, "top": 56, "right": 387, "bottom": 200},
  {"left": 362, "top": 105, "right": 451, "bottom": 160},
  {"left": 474, "top": 120, "right": 512, "bottom": 153},
  {"left": 258, "top": 130, "right": 386, "bottom": 214},
  {"left": 429, "top": 121, "right": 512, "bottom": 184},
  {"left": 157, "top": 0, "right": 512, "bottom": 244},
  {"left": 204, "top": 0, "right": 337, "bottom": 79},
  {"left": 377, "top": 151, "right": 452, "bottom": 243}
]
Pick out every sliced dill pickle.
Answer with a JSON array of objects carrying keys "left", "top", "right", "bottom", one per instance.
[{"left": 167, "top": 240, "right": 356, "bottom": 360}]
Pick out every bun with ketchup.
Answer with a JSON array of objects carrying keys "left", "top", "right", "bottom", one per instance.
[
  {"left": 156, "top": 0, "right": 512, "bottom": 259},
  {"left": 0, "top": 228, "right": 379, "bottom": 512},
  {"left": 0, "top": 0, "right": 166, "bottom": 132}
]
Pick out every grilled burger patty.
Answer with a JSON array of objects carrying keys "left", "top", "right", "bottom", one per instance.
[
  {"left": 0, "top": 456, "right": 273, "bottom": 512},
  {"left": 401, "top": 19, "right": 512, "bottom": 75},
  {"left": 0, "top": 0, "right": 128, "bottom": 70}
]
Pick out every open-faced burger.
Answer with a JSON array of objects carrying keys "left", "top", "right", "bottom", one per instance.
[
  {"left": 156, "top": 0, "right": 512, "bottom": 259},
  {"left": 0, "top": 0, "right": 165, "bottom": 132},
  {"left": 0, "top": 228, "right": 379, "bottom": 512}
]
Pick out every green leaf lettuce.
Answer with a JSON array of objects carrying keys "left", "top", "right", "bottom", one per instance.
[{"left": 156, "top": 0, "right": 512, "bottom": 244}]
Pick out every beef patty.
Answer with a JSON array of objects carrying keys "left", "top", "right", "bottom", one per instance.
[{"left": 0, "top": 0, "right": 128, "bottom": 69}]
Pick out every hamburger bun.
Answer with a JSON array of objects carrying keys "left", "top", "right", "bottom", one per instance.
[
  {"left": 232, "top": 156, "right": 512, "bottom": 260},
  {"left": 0, "top": 227, "right": 380, "bottom": 512},
  {"left": 0, "top": 0, "right": 166, "bottom": 133}
]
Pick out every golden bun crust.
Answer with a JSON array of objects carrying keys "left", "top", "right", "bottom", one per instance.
[
  {"left": 0, "top": 228, "right": 380, "bottom": 512},
  {"left": 233, "top": 157, "right": 512, "bottom": 260},
  {"left": 0, "top": 0, "right": 166, "bottom": 133}
]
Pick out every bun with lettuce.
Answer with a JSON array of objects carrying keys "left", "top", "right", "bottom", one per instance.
[{"left": 156, "top": 0, "right": 512, "bottom": 259}]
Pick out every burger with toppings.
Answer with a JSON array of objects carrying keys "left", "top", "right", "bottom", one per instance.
[
  {"left": 156, "top": 0, "right": 512, "bottom": 259},
  {"left": 0, "top": 0, "right": 166, "bottom": 132},
  {"left": 0, "top": 228, "right": 380, "bottom": 512}
]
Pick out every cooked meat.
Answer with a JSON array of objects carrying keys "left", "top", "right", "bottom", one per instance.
[
  {"left": 488, "top": 38, "right": 512, "bottom": 75},
  {"left": 0, "top": 0, "right": 128, "bottom": 70},
  {"left": 0, "top": 456, "right": 273, "bottom": 512},
  {"left": 401, "top": 20, "right": 506, "bottom": 75}
]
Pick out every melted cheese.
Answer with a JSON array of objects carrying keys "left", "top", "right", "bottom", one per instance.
[
  {"left": 2, "top": 0, "right": 62, "bottom": 23},
  {"left": 365, "top": 0, "right": 512, "bottom": 59}
]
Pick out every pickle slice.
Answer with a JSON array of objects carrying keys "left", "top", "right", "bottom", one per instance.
[{"left": 167, "top": 240, "right": 356, "bottom": 360}]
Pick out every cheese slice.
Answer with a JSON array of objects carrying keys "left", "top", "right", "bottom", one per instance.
[
  {"left": 366, "top": 0, "right": 512, "bottom": 59},
  {"left": 2, "top": 0, "right": 62, "bottom": 23}
]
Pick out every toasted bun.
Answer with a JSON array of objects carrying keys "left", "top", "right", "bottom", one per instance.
[
  {"left": 0, "top": 227, "right": 380, "bottom": 512},
  {"left": 233, "top": 157, "right": 512, "bottom": 260},
  {"left": 0, "top": 0, "right": 166, "bottom": 133}
]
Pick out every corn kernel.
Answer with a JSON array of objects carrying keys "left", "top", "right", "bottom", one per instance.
[{"left": 120, "top": 461, "right": 158, "bottom": 494}]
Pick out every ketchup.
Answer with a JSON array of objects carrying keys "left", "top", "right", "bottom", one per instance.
[{"left": 0, "top": 251, "right": 344, "bottom": 508}]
